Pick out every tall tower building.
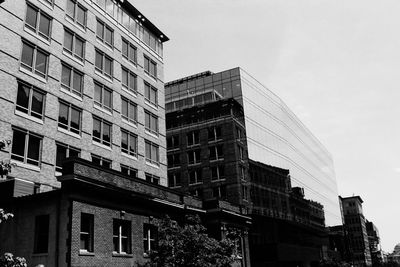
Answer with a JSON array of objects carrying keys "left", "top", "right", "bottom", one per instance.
[{"left": 0, "top": 0, "right": 168, "bottom": 191}]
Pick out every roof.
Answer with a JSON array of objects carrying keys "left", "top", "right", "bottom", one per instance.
[{"left": 339, "top": 195, "right": 364, "bottom": 204}]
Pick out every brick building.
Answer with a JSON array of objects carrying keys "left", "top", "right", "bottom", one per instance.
[
  {"left": 0, "top": 158, "right": 252, "bottom": 267},
  {"left": 0, "top": 0, "right": 168, "bottom": 191}
]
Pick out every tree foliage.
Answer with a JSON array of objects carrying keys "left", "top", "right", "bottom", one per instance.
[
  {"left": 0, "top": 253, "right": 27, "bottom": 267},
  {"left": 144, "top": 215, "right": 241, "bottom": 267},
  {"left": 0, "top": 209, "right": 13, "bottom": 224}
]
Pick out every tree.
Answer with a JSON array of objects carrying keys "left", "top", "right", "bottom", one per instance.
[
  {"left": 0, "top": 253, "right": 27, "bottom": 267},
  {"left": 144, "top": 215, "right": 241, "bottom": 267}
]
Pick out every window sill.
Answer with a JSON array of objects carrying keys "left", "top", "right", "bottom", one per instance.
[
  {"left": 65, "top": 16, "right": 86, "bottom": 34},
  {"left": 79, "top": 250, "right": 95, "bottom": 256},
  {"left": 93, "top": 104, "right": 113, "bottom": 116},
  {"left": 145, "top": 130, "right": 159, "bottom": 139},
  {"left": 168, "top": 166, "right": 180, "bottom": 170},
  {"left": 121, "top": 153, "right": 138, "bottom": 161},
  {"left": 32, "top": 253, "right": 48, "bottom": 257},
  {"left": 144, "top": 72, "right": 157, "bottom": 83},
  {"left": 58, "top": 127, "right": 81, "bottom": 139},
  {"left": 210, "top": 158, "right": 224, "bottom": 162},
  {"left": 24, "top": 27, "right": 51, "bottom": 46},
  {"left": 94, "top": 70, "right": 113, "bottom": 84},
  {"left": 122, "top": 57, "right": 138, "bottom": 69},
  {"left": 38, "top": 0, "right": 54, "bottom": 10},
  {"left": 121, "top": 87, "right": 138, "bottom": 98},
  {"left": 60, "top": 87, "right": 83, "bottom": 102},
  {"left": 55, "top": 171, "right": 62, "bottom": 177},
  {"left": 145, "top": 161, "right": 159, "bottom": 169},
  {"left": 167, "top": 147, "right": 180, "bottom": 152},
  {"left": 121, "top": 118, "right": 137, "bottom": 128},
  {"left": 15, "top": 110, "right": 44, "bottom": 125},
  {"left": 96, "top": 38, "right": 114, "bottom": 53},
  {"left": 62, "top": 50, "right": 85, "bottom": 67},
  {"left": 112, "top": 252, "right": 133, "bottom": 258},
  {"left": 11, "top": 160, "right": 40, "bottom": 172},
  {"left": 211, "top": 178, "right": 226, "bottom": 182},
  {"left": 144, "top": 100, "right": 158, "bottom": 110},
  {"left": 92, "top": 141, "right": 112, "bottom": 151},
  {"left": 19, "top": 67, "right": 47, "bottom": 83}
]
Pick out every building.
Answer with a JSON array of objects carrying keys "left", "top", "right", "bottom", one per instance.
[
  {"left": 165, "top": 68, "right": 341, "bottom": 226},
  {"left": 366, "top": 220, "right": 383, "bottom": 265},
  {"left": 0, "top": 158, "right": 252, "bottom": 267},
  {"left": 0, "top": 0, "right": 168, "bottom": 191},
  {"left": 388, "top": 244, "right": 400, "bottom": 264},
  {"left": 340, "top": 196, "right": 372, "bottom": 266}
]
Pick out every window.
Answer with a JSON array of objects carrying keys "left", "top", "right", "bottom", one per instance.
[
  {"left": 34, "top": 215, "right": 49, "bottom": 253},
  {"left": 121, "top": 97, "right": 137, "bottom": 124},
  {"left": 144, "top": 55, "right": 157, "bottom": 78},
  {"left": 145, "top": 173, "right": 160, "bottom": 185},
  {"left": 64, "top": 28, "right": 85, "bottom": 61},
  {"left": 240, "top": 166, "right": 246, "bottom": 181},
  {"left": 167, "top": 135, "right": 179, "bottom": 150},
  {"left": 189, "top": 169, "right": 202, "bottom": 184},
  {"left": 120, "top": 165, "right": 137, "bottom": 179},
  {"left": 242, "top": 186, "right": 248, "bottom": 201},
  {"left": 236, "top": 127, "right": 242, "bottom": 141},
  {"left": 80, "top": 213, "right": 94, "bottom": 252},
  {"left": 168, "top": 173, "right": 181, "bottom": 187},
  {"left": 66, "top": 0, "right": 87, "bottom": 28},
  {"left": 58, "top": 101, "right": 81, "bottom": 135},
  {"left": 11, "top": 128, "right": 42, "bottom": 166},
  {"left": 95, "top": 50, "right": 113, "bottom": 79},
  {"left": 94, "top": 82, "right": 112, "bottom": 112},
  {"left": 187, "top": 150, "right": 200, "bottom": 165},
  {"left": 61, "top": 63, "right": 83, "bottom": 96},
  {"left": 122, "top": 39, "right": 137, "bottom": 64},
  {"left": 167, "top": 154, "right": 180, "bottom": 168},
  {"left": 238, "top": 146, "right": 244, "bottom": 160},
  {"left": 91, "top": 154, "right": 111, "bottom": 168},
  {"left": 143, "top": 224, "right": 157, "bottom": 255},
  {"left": 145, "top": 141, "right": 159, "bottom": 166},
  {"left": 121, "top": 130, "right": 137, "bottom": 157},
  {"left": 25, "top": 4, "right": 52, "bottom": 40},
  {"left": 96, "top": 19, "right": 113, "bottom": 48},
  {"left": 208, "top": 126, "right": 222, "bottom": 141},
  {"left": 190, "top": 188, "right": 203, "bottom": 198},
  {"left": 212, "top": 186, "right": 226, "bottom": 199},
  {"left": 187, "top": 131, "right": 199, "bottom": 146},
  {"left": 209, "top": 145, "right": 224, "bottom": 160},
  {"left": 55, "top": 143, "right": 80, "bottom": 172},
  {"left": 20, "top": 41, "right": 49, "bottom": 78},
  {"left": 113, "top": 219, "right": 131, "bottom": 254},
  {"left": 211, "top": 166, "right": 225, "bottom": 181},
  {"left": 145, "top": 111, "right": 158, "bottom": 135},
  {"left": 144, "top": 82, "right": 157, "bottom": 106},
  {"left": 121, "top": 67, "right": 137, "bottom": 93},
  {"left": 15, "top": 81, "right": 45, "bottom": 120},
  {"left": 92, "top": 117, "right": 112, "bottom": 147}
]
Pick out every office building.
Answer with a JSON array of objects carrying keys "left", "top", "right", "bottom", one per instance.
[
  {"left": 366, "top": 220, "right": 383, "bottom": 265},
  {"left": 340, "top": 196, "right": 372, "bottom": 266},
  {"left": 0, "top": 0, "right": 168, "bottom": 191},
  {"left": 165, "top": 68, "right": 341, "bottom": 226}
]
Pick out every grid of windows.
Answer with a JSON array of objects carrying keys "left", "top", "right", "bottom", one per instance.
[
  {"left": 168, "top": 173, "right": 181, "bottom": 188},
  {"left": 145, "top": 173, "right": 160, "bottom": 185},
  {"left": 144, "top": 55, "right": 157, "bottom": 78},
  {"left": 122, "top": 67, "right": 137, "bottom": 93},
  {"left": 15, "top": 81, "right": 45, "bottom": 120},
  {"left": 56, "top": 143, "right": 80, "bottom": 172},
  {"left": 80, "top": 213, "right": 94, "bottom": 252},
  {"left": 167, "top": 135, "right": 179, "bottom": 150},
  {"left": 95, "top": 50, "right": 113, "bottom": 79},
  {"left": 94, "top": 82, "right": 112, "bottom": 112},
  {"left": 96, "top": 19, "right": 113, "bottom": 48},
  {"left": 145, "top": 141, "right": 159, "bottom": 165},
  {"left": 113, "top": 219, "right": 131, "bottom": 254},
  {"left": 209, "top": 145, "right": 224, "bottom": 160},
  {"left": 143, "top": 224, "right": 157, "bottom": 255},
  {"left": 25, "top": 4, "right": 52, "bottom": 40},
  {"left": 61, "top": 63, "right": 84, "bottom": 97},
  {"left": 91, "top": 154, "right": 111, "bottom": 168},
  {"left": 120, "top": 164, "right": 137, "bottom": 179},
  {"left": 121, "top": 97, "right": 137, "bottom": 124},
  {"left": 20, "top": 41, "right": 49, "bottom": 78},
  {"left": 211, "top": 166, "right": 225, "bottom": 181},
  {"left": 187, "top": 131, "right": 199, "bottom": 146},
  {"left": 122, "top": 39, "right": 137, "bottom": 64},
  {"left": 11, "top": 128, "right": 42, "bottom": 166},
  {"left": 121, "top": 129, "right": 137, "bottom": 157},
  {"left": 34, "top": 215, "right": 49, "bottom": 254},
  {"left": 145, "top": 111, "right": 158, "bottom": 135},
  {"left": 58, "top": 101, "right": 82, "bottom": 135},
  {"left": 92, "top": 116, "right": 112, "bottom": 147},
  {"left": 64, "top": 28, "right": 85, "bottom": 61},
  {"left": 144, "top": 82, "right": 157, "bottom": 106},
  {"left": 66, "top": 0, "right": 87, "bottom": 28},
  {"left": 189, "top": 169, "right": 202, "bottom": 184},
  {"left": 187, "top": 150, "right": 200, "bottom": 165}
]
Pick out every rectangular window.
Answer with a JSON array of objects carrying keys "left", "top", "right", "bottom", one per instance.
[
  {"left": 189, "top": 169, "right": 202, "bottom": 185},
  {"left": 144, "top": 55, "right": 157, "bottom": 78},
  {"left": 64, "top": 28, "right": 85, "bottom": 61},
  {"left": 167, "top": 154, "right": 180, "bottom": 168},
  {"left": 92, "top": 116, "right": 112, "bottom": 147},
  {"left": 120, "top": 164, "right": 137, "bottom": 179},
  {"left": 11, "top": 127, "right": 42, "bottom": 166},
  {"left": 80, "top": 213, "right": 94, "bottom": 252},
  {"left": 66, "top": 0, "right": 87, "bottom": 28},
  {"left": 121, "top": 67, "right": 137, "bottom": 93},
  {"left": 91, "top": 154, "right": 111, "bottom": 168},
  {"left": 240, "top": 166, "right": 246, "bottom": 181},
  {"left": 15, "top": 81, "right": 45, "bottom": 120},
  {"left": 61, "top": 63, "right": 83, "bottom": 97},
  {"left": 211, "top": 166, "right": 225, "bottom": 181},
  {"left": 94, "top": 82, "right": 112, "bottom": 112},
  {"left": 122, "top": 39, "right": 137, "bottom": 64},
  {"left": 145, "top": 111, "right": 158, "bottom": 135},
  {"left": 236, "top": 127, "right": 242, "bottom": 140},
  {"left": 238, "top": 146, "right": 244, "bottom": 160},
  {"left": 96, "top": 19, "right": 113, "bottom": 48},
  {"left": 56, "top": 143, "right": 80, "bottom": 172},
  {"left": 144, "top": 82, "right": 157, "bottom": 106},
  {"left": 95, "top": 50, "right": 113, "bottom": 79},
  {"left": 143, "top": 224, "right": 157, "bottom": 255},
  {"left": 113, "top": 219, "right": 131, "bottom": 254},
  {"left": 25, "top": 4, "right": 52, "bottom": 40},
  {"left": 121, "top": 97, "right": 137, "bottom": 124},
  {"left": 121, "top": 129, "right": 137, "bottom": 157},
  {"left": 168, "top": 173, "right": 181, "bottom": 188},
  {"left": 209, "top": 145, "right": 224, "bottom": 160},
  {"left": 145, "top": 141, "right": 159, "bottom": 166},
  {"left": 58, "top": 101, "right": 82, "bottom": 135},
  {"left": 208, "top": 126, "right": 222, "bottom": 141},
  {"left": 187, "top": 131, "right": 199, "bottom": 146},
  {"left": 167, "top": 135, "right": 179, "bottom": 150},
  {"left": 212, "top": 186, "right": 226, "bottom": 199},
  {"left": 34, "top": 215, "right": 49, "bottom": 253},
  {"left": 145, "top": 173, "right": 160, "bottom": 185},
  {"left": 187, "top": 150, "right": 200, "bottom": 165},
  {"left": 20, "top": 41, "right": 49, "bottom": 78}
]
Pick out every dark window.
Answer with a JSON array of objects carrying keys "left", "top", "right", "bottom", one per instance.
[
  {"left": 209, "top": 145, "right": 224, "bottom": 160},
  {"left": 63, "top": 28, "right": 85, "bottom": 61},
  {"left": 25, "top": 4, "right": 52, "bottom": 40},
  {"left": 187, "top": 131, "right": 199, "bottom": 146},
  {"left": 145, "top": 141, "right": 159, "bottom": 165},
  {"left": 212, "top": 186, "right": 226, "bottom": 199},
  {"left": 211, "top": 166, "right": 225, "bottom": 180},
  {"left": 144, "top": 55, "right": 157, "bottom": 78},
  {"left": 11, "top": 128, "right": 42, "bottom": 166},
  {"left": 56, "top": 143, "right": 80, "bottom": 173},
  {"left": 92, "top": 117, "right": 112, "bottom": 147},
  {"left": 189, "top": 169, "right": 202, "bottom": 184},
  {"left": 121, "top": 67, "right": 137, "bottom": 93},
  {"left": 120, "top": 165, "right": 137, "bottom": 179},
  {"left": 190, "top": 188, "right": 203, "bottom": 198},
  {"left": 167, "top": 154, "right": 180, "bottom": 168},
  {"left": 122, "top": 39, "right": 137, "bottom": 64},
  {"left": 121, "top": 130, "right": 137, "bottom": 157},
  {"left": 187, "top": 150, "right": 200, "bottom": 165},
  {"left": 58, "top": 101, "right": 81, "bottom": 135},
  {"left": 121, "top": 97, "right": 137, "bottom": 124},
  {"left": 61, "top": 63, "right": 83, "bottom": 97},
  {"left": 95, "top": 50, "right": 113, "bottom": 79},
  {"left": 144, "top": 82, "right": 157, "bottom": 106},
  {"left": 145, "top": 111, "right": 158, "bottom": 135},
  {"left": 167, "top": 135, "right": 179, "bottom": 150},
  {"left": 34, "top": 215, "right": 49, "bottom": 253},
  {"left": 94, "top": 82, "right": 112, "bottom": 112},
  {"left": 66, "top": 0, "right": 87, "bottom": 28},
  {"left": 143, "top": 224, "right": 157, "bottom": 255},
  {"left": 208, "top": 126, "right": 222, "bottom": 141},
  {"left": 20, "top": 41, "right": 49, "bottom": 78},
  {"left": 238, "top": 146, "right": 244, "bottom": 160},
  {"left": 113, "top": 219, "right": 131, "bottom": 254},
  {"left": 145, "top": 173, "right": 160, "bottom": 185},
  {"left": 168, "top": 173, "right": 181, "bottom": 187},
  {"left": 16, "top": 81, "right": 45, "bottom": 120},
  {"left": 80, "top": 213, "right": 94, "bottom": 252},
  {"left": 91, "top": 154, "right": 111, "bottom": 168},
  {"left": 96, "top": 19, "right": 113, "bottom": 48}
]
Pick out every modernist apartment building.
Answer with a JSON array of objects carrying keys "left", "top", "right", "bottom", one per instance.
[
  {"left": 340, "top": 196, "right": 372, "bottom": 266},
  {"left": 165, "top": 68, "right": 341, "bottom": 226},
  {"left": 0, "top": 0, "right": 168, "bottom": 191}
]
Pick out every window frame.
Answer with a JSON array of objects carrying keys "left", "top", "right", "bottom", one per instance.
[
  {"left": 168, "top": 172, "right": 181, "bottom": 188},
  {"left": 208, "top": 126, "right": 222, "bottom": 141},
  {"left": 95, "top": 49, "right": 113, "bottom": 79},
  {"left": 15, "top": 81, "right": 46, "bottom": 121},
  {"left": 58, "top": 101, "right": 82, "bottom": 135},
  {"left": 120, "top": 164, "right": 137, "bottom": 179},
  {"left": 187, "top": 149, "right": 200, "bottom": 165},
  {"left": 91, "top": 154, "right": 112, "bottom": 168},
  {"left": 80, "top": 213, "right": 94, "bottom": 252},
  {"left": 143, "top": 224, "right": 157, "bottom": 256},
  {"left": 144, "top": 55, "right": 157, "bottom": 79},
  {"left": 209, "top": 145, "right": 224, "bottom": 160},
  {"left": 167, "top": 135, "right": 179, "bottom": 150},
  {"left": 63, "top": 28, "right": 85, "bottom": 62},
  {"left": 211, "top": 165, "right": 225, "bottom": 181},
  {"left": 167, "top": 153, "right": 180, "bottom": 168},
  {"left": 121, "top": 97, "right": 137, "bottom": 124},
  {"left": 113, "top": 219, "right": 131, "bottom": 254},
  {"left": 144, "top": 110, "right": 158, "bottom": 136},
  {"left": 20, "top": 40, "right": 49, "bottom": 79},
  {"left": 11, "top": 127, "right": 42, "bottom": 167},
  {"left": 144, "top": 82, "right": 157, "bottom": 107},
  {"left": 121, "top": 67, "right": 137, "bottom": 93},
  {"left": 145, "top": 173, "right": 160, "bottom": 185},
  {"left": 94, "top": 81, "right": 113, "bottom": 112},
  {"left": 145, "top": 141, "right": 159, "bottom": 166},
  {"left": 120, "top": 129, "right": 137, "bottom": 157},
  {"left": 55, "top": 142, "right": 81, "bottom": 173},
  {"left": 61, "top": 63, "right": 84, "bottom": 97},
  {"left": 92, "top": 116, "right": 112, "bottom": 147},
  {"left": 122, "top": 38, "right": 137, "bottom": 64},
  {"left": 66, "top": 0, "right": 87, "bottom": 29},
  {"left": 189, "top": 169, "right": 202, "bottom": 185},
  {"left": 96, "top": 19, "right": 114, "bottom": 48},
  {"left": 187, "top": 131, "right": 199, "bottom": 146},
  {"left": 25, "top": 3, "right": 52, "bottom": 41}
]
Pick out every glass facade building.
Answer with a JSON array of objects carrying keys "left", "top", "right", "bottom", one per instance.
[{"left": 165, "top": 67, "right": 341, "bottom": 225}]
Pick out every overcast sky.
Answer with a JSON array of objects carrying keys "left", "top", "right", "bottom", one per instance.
[{"left": 132, "top": 0, "right": 400, "bottom": 252}]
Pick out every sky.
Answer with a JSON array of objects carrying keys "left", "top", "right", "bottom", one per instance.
[{"left": 132, "top": 0, "right": 400, "bottom": 252}]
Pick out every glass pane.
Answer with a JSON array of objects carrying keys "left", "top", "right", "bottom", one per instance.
[
  {"left": 129, "top": 74, "right": 136, "bottom": 90},
  {"left": 31, "top": 91, "right": 44, "bottom": 118},
  {"left": 122, "top": 41, "right": 128, "bottom": 57},
  {"left": 58, "top": 103, "right": 69, "bottom": 127},
  {"left": 104, "top": 57, "right": 112, "bottom": 76},
  {"left": 106, "top": 0, "right": 113, "bottom": 15},
  {"left": 25, "top": 6, "right": 38, "bottom": 29},
  {"left": 93, "top": 119, "right": 101, "bottom": 138},
  {"left": 95, "top": 52, "right": 102, "bottom": 70},
  {"left": 103, "top": 89, "right": 111, "bottom": 109},
  {"left": 129, "top": 46, "right": 136, "bottom": 62},
  {"left": 94, "top": 84, "right": 102, "bottom": 103},
  {"left": 144, "top": 58, "right": 149, "bottom": 73},
  {"left": 145, "top": 143, "right": 151, "bottom": 158},
  {"left": 105, "top": 28, "right": 113, "bottom": 45},
  {"left": 12, "top": 130, "right": 26, "bottom": 159},
  {"left": 122, "top": 11, "right": 129, "bottom": 29},
  {"left": 75, "top": 38, "right": 84, "bottom": 59},
  {"left": 129, "top": 19, "right": 136, "bottom": 35},
  {"left": 76, "top": 5, "right": 85, "bottom": 26},
  {"left": 121, "top": 132, "right": 128, "bottom": 150},
  {"left": 64, "top": 31, "right": 73, "bottom": 52},
  {"left": 121, "top": 100, "right": 128, "bottom": 117},
  {"left": 38, "top": 14, "right": 51, "bottom": 38},
  {"left": 21, "top": 43, "right": 34, "bottom": 68},
  {"left": 16, "top": 84, "right": 30, "bottom": 110},
  {"left": 70, "top": 108, "right": 81, "bottom": 132},
  {"left": 56, "top": 145, "right": 67, "bottom": 168},
  {"left": 103, "top": 123, "right": 110, "bottom": 143},
  {"left": 129, "top": 105, "right": 135, "bottom": 120},
  {"left": 96, "top": 21, "right": 104, "bottom": 39},
  {"left": 122, "top": 69, "right": 128, "bottom": 86},
  {"left": 35, "top": 50, "right": 47, "bottom": 76},
  {"left": 129, "top": 135, "right": 136, "bottom": 153},
  {"left": 69, "top": 148, "right": 80, "bottom": 158},
  {"left": 61, "top": 66, "right": 71, "bottom": 87},
  {"left": 66, "top": 0, "right": 75, "bottom": 18},
  {"left": 72, "top": 72, "right": 82, "bottom": 93},
  {"left": 27, "top": 134, "right": 41, "bottom": 163}
]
